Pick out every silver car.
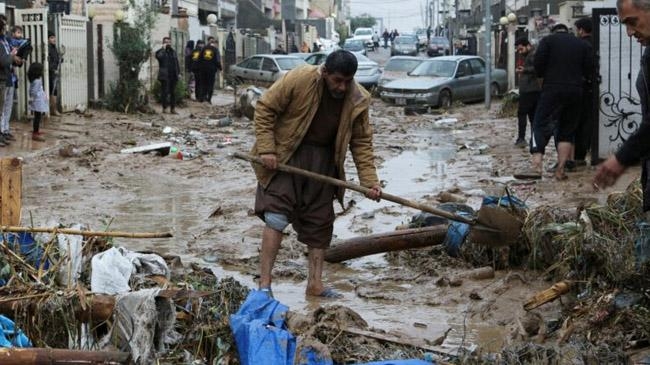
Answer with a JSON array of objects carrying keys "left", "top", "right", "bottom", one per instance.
[
  {"left": 304, "top": 52, "right": 381, "bottom": 90},
  {"left": 378, "top": 56, "right": 425, "bottom": 87},
  {"left": 229, "top": 54, "right": 306, "bottom": 84},
  {"left": 379, "top": 56, "right": 507, "bottom": 108},
  {"left": 390, "top": 36, "right": 419, "bottom": 56}
]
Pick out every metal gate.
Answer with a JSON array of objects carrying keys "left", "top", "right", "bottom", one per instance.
[
  {"left": 593, "top": 9, "right": 644, "bottom": 161},
  {"left": 15, "top": 8, "right": 49, "bottom": 120},
  {"left": 170, "top": 28, "right": 188, "bottom": 79},
  {"left": 53, "top": 14, "right": 88, "bottom": 112}
]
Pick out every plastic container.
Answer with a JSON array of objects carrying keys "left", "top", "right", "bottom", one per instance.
[{"left": 635, "top": 221, "right": 650, "bottom": 268}]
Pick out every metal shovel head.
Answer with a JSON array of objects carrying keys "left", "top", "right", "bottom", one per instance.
[{"left": 468, "top": 204, "right": 524, "bottom": 247}]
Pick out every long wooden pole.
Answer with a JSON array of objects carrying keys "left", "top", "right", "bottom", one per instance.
[
  {"left": 0, "top": 226, "right": 173, "bottom": 238},
  {"left": 232, "top": 152, "right": 476, "bottom": 225},
  {"left": 0, "top": 348, "right": 130, "bottom": 364},
  {"left": 325, "top": 224, "right": 448, "bottom": 262}
]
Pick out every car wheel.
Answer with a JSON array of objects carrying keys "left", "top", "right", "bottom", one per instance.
[
  {"left": 438, "top": 89, "right": 452, "bottom": 108},
  {"left": 490, "top": 83, "right": 500, "bottom": 98}
]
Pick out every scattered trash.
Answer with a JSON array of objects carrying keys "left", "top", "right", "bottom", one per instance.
[
  {"left": 239, "top": 86, "right": 265, "bottom": 120},
  {"left": 0, "top": 315, "right": 32, "bottom": 348},
  {"left": 120, "top": 142, "right": 172, "bottom": 156},
  {"left": 434, "top": 117, "right": 457, "bottom": 126},
  {"left": 74, "top": 104, "right": 87, "bottom": 114},
  {"left": 162, "top": 126, "right": 175, "bottom": 134},
  {"left": 524, "top": 281, "right": 570, "bottom": 311},
  {"left": 58, "top": 145, "right": 81, "bottom": 158}
]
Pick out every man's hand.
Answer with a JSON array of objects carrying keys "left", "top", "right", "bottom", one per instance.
[
  {"left": 593, "top": 155, "right": 626, "bottom": 191},
  {"left": 260, "top": 153, "right": 278, "bottom": 170},
  {"left": 366, "top": 184, "right": 382, "bottom": 201}
]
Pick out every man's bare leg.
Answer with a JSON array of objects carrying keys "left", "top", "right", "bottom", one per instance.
[
  {"left": 259, "top": 226, "right": 283, "bottom": 289},
  {"left": 556, "top": 141, "right": 572, "bottom": 179},
  {"left": 305, "top": 247, "right": 325, "bottom": 296}
]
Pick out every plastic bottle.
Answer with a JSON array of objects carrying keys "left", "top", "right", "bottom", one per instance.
[{"left": 635, "top": 221, "right": 650, "bottom": 269}]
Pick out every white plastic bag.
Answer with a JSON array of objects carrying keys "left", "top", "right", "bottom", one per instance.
[{"left": 91, "top": 247, "right": 133, "bottom": 294}]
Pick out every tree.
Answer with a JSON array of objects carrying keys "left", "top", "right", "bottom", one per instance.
[{"left": 350, "top": 14, "right": 376, "bottom": 32}]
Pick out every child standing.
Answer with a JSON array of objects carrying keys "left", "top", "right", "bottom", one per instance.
[{"left": 28, "top": 62, "right": 47, "bottom": 141}]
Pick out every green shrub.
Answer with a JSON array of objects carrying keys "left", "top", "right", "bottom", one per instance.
[{"left": 151, "top": 79, "right": 188, "bottom": 107}]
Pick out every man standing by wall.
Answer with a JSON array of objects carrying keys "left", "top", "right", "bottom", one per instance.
[
  {"left": 155, "top": 36, "right": 181, "bottom": 114},
  {"left": 0, "top": 25, "right": 23, "bottom": 143},
  {"left": 47, "top": 31, "right": 60, "bottom": 116},
  {"left": 524, "top": 24, "right": 591, "bottom": 180},
  {"left": 250, "top": 50, "right": 382, "bottom": 298},
  {"left": 594, "top": 0, "right": 650, "bottom": 215}
]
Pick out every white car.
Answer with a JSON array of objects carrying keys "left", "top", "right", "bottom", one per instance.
[{"left": 352, "top": 27, "right": 375, "bottom": 51}]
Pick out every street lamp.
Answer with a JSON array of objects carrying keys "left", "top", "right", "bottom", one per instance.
[{"left": 501, "top": 12, "right": 516, "bottom": 91}]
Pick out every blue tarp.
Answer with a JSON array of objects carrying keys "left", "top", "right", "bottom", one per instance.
[
  {"left": 0, "top": 315, "right": 32, "bottom": 348},
  {"left": 230, "top": 290, "right": 297, "bottom": 365},
  {"left": 0, "top": 232, "right": 50, "bottom": 287}
]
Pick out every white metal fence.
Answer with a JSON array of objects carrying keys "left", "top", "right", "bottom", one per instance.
[{"left": 54, "top": 14, "right": 88, "bottom": 112}]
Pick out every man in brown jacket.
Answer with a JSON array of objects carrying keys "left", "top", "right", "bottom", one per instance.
[{"left": 250, "top": 50, "right": 382, "bottom": 298}]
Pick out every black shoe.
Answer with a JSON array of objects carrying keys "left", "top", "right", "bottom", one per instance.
[
  {"left": 574, "top": 160, "right": 587, "bottom": 167},
  {"left": 3, "top": 132, "right": 15, "bottom": 141},
  {"left": 0, "top": 135, "right": 10, "bottom": 146},
  {"left": 515, "top": 139, "right": 527, "bottom": 147}
]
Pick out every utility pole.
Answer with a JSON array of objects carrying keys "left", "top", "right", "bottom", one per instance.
[{"left": 484, "top": 0, "right": 491, "bottom": 108}]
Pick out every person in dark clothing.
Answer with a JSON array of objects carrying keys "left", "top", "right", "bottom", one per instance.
[
  {"left": 524, "top": 24, "right": 592, "bottom": 180},
  {"left": 190, "top": 40, "right": 205, "bottom": 101},
  {"left": 514, "top": 37, "right": 541, "bottom": 148},
  {"left": 203, "top": 36, "right": 222, "bottom": 104},
  {"left": 572, "top": 17, "right": 594, "bottom": 167},
  {"left": 382, "top": 29, "right": 390, "bottom": 48},
  {"left": 184, "top": 40, "right": 195, "bottom": 96},
  {"left": 595, "top": 0, "right": 650, "bottom": 214},
  {"left": 272, "top": 44, "right": 287, "bottom": 54},
  {"left": 47, "top": 31, "right": 60, "bottom": 116},
  {"left": 155, "top": 36, "right": 181, "bottom": 114}
]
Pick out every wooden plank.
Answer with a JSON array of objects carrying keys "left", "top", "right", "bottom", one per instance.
[
  {"left": 120, "top": 142, "right": 171, "bottom": 155},
  {"left": 0, "top": 348, "right": 130, "bottom": 364},
  {"left": 0, "top": 158, "right": 22, "bottom": 226}
]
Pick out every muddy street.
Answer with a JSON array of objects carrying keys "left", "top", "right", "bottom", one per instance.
[{"left": 2, "top": 46, "right": 644, "bottom": 360}]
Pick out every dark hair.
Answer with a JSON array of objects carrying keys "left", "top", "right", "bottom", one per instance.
[
  {"left": 28, "top": 62, "right": 44, "bottom": 82},
  {"left": 48, "top": 31, "right": 55, "bottom": 38},
  {"left": 11, "top": 25, "right": 23, "bottom": 34},
  {"left": 323, "top": 50, "right": 358, "bottom": 77},
  {"left": 574, "top": 17, "right": 592, "bottom": 33},
  {"left": 515, "top": 37, "right": 530, "bottom": 46},
  {"left": 162, "top": 36, "right": 170, "bottom": 42},
  {"left": 196, "top": 40, "right": 205, "bottom": 45},
  {"left": 551, "top": 23, "right": 569, "bottom": 33},
  {"left": 208, "top": 36, "right": 215, "bottom": 42}
]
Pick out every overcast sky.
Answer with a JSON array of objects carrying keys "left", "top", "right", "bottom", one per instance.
[{"left": 349, "top": 0, "right": 429, "bottom": 33}]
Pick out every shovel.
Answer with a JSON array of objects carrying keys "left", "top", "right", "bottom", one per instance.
[{"left": 232, "top": 152, "right": 522, "bottom": 246}]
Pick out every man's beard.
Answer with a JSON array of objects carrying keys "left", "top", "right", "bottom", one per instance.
[{"left": 329, "top": 89, "right": 345, "bottom": 99}]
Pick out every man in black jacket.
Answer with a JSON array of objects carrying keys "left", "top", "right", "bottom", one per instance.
[
  {"left": 155, "top": 36, "right": 181, "bottom": 114},
  {"left": 527, "top": 24, "right": 592, "bottom": 180},
  {"left": 204, "top": 37, "right": 222, "bottom": 104},
  {"left": 190, "top": 40, "right": 205, "bottom": 101},
  {"left": 595, "top": 0, "right": 650, "bottom": 213},
  {"left": 47, "top": 31, "right": 60, "bottom": 116},
  {"left": 514, "top": 37, "right": 541, "bottom": 148}
]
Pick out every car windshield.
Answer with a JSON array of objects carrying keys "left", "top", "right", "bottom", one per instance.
[
  {"left": 355, "top": 29, "right": 372, "bottom": 36},
  {"left": 394, "top": 37, "right": 416, "bottom": 45},
  {"left": 385, "top": 58, "right": 422, "bottom": 72},
  {"left": 344, "top": 40, "right": 364, "bottom": 51},
  {"left": 430, "top": 37, "right": 449, "bottom": 46},
  {"left": 410, "top": 60, "right": 456, "bottom": 77},
  {"left": 276, "top": 57, "right": 306, "bottom": 70}
]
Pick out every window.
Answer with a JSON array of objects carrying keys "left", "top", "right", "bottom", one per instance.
[
  {"left": 457, "top": 61, "right": 471, "bottom": 77},
  {"left": 261, "top": 58, "right": 276, "bottom": 71},
  {"left": 241, "top": 57, "right": 261, "bottom": 70},
  {"left": 468, "top": 58, "right": 485, "bottom": 74}
]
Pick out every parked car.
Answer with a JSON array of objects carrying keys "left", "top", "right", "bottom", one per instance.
[
  {"left": 427, "top": 36, "right": 451, "bottom": 57},
  {"left": 378, "top": 56, "right": 425, "bottom": 87},
  {"left": 343, "top": 38, "right": 367, "bottom": 56},
  {"left": 378, "top": 56, "right": 507, "bottom": 108},
  {"left": 415, "top": 29, "right": 428, "bottom": 49},
  {"left": 229, "top": 54, "right": 307, "bottom": 84},
  {"left": 391, "top": 36, "right": 419, "bottom": 56},
  {"left": 352, "top": 27, "right": 375, "bottom": 51},
  {"left": 304, "top": 52, "right": 381, "bottom": 90}
]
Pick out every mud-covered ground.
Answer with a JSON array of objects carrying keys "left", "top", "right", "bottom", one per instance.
[{"left": 2, "top": 62, "right": 643, "bottom": 359}]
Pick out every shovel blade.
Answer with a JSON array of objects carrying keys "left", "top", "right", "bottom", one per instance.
[{"left": 468, "top": 204, "right": 523, "bottom": 247}]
